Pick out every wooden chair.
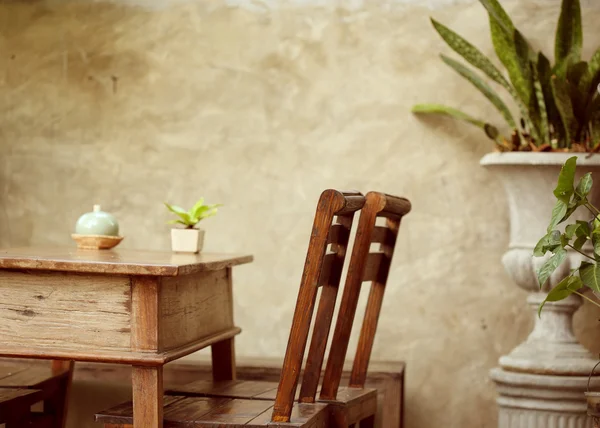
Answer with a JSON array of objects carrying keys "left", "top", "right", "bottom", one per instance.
[
  {"left": 164, "top": 191, "right": 411, "bottom": 427},
  {"left": 0, "top": 387, "right": 45, "bottom": 427},
  {"left": 95, "top": 189, "right": 365, "bottom": 427},
  {"left": 0, "top": 359, "right": 74, "bottom": 428}
]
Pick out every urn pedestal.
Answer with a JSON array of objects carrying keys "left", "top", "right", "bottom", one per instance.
[{"left": 482, "top": 152, "right": 600, "bottom": 427}]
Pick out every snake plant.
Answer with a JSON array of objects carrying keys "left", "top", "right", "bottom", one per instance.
[{"left": 413, "top": 0, "right": 600, "bottom": 152}]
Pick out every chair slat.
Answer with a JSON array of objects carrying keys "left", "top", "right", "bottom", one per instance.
[
  {"left": 370, "top": 226, "right": 390, "bottom": 244},
  {"left": 362, "top": 253, "right": 384, "bottom": 282},
  {"left": 317, "top": 253, "right": 336, "bottom": 287},
  {"left": 327, "top": 224, "right": 344, "bottom": 245}
]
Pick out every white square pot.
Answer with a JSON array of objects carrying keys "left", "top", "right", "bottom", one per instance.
[{"left": 171, "top": 228, "right": 205, "bottom": 254}]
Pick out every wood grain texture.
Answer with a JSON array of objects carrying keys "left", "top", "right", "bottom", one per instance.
[
  {"left": 75, "top": 358, "right": 404, "bottom": 428},
  {"left": 0, "top": 248, "right": 253, "bottom": 276},
  {"left": 97, "top": 396, "right": 330, "bottom": 427},
  {"left": 350, "top": 213, "right": 401, "bottom": 388},
  {"left": 132, "top": 366, "right": 163, "bottom": 428},
  {"left": 299, "top": 215, "right": 352, "bottom": 403},
  {"left": 132, "top": 276, "right": 160, "bottom": 352},
  {"left": 0, "top": 270, "right": 131, "bottom": 353},
  {"left": 272, "top": 190, "right": 364, "bottom": 423},
  {"left": 159, "top": 269, "right": 233, "bottom": 351},
  {"left": 0, "top": 327, "right": 241, "bottom": 365}
]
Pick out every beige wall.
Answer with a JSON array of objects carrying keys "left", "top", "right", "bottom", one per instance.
[{"left": 2, "top": 1, "right": 600, "bottom": 427}]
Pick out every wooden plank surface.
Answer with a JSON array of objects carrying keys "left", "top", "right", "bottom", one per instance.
[
  {"left": 0, "top": 248, "right": 252, "bottom": 276},
  {"left": 159, "top": 270, "right": 233, "bottom": 351},
  {"left": 0, "top": 270, "right": 131, "bottom": 353},
  {"left": 0, "top": 327, "right": 241, "bottom": 365},
  {"left": 132, "top": 366, "right": 163, "bottom": 428},
  {"left": 132, "top": 277, "right": 160, "bottom": 352}
]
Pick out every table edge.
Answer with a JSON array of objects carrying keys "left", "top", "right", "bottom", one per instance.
[
  {"left": 0, "top": 254, "right": 254, "bottom": 276},
  {"left": 0, "top": 327, "right": 242, "bottom": 365}
]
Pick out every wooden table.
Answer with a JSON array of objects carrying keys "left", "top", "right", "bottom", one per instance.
[{"left": 0, "top": 247, "right": 253, "bottom": 428}]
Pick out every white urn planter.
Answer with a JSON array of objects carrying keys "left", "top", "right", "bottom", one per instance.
[
  {"left": 482, "top": 152, "right": 600, "bottom": 428},
  {"left": 171, "top": 228, "right": 205, "bottom": 254}
]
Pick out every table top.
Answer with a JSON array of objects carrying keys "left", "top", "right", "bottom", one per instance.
[{"left": 0, "top": 247, "right": 253, "bottom": 276}]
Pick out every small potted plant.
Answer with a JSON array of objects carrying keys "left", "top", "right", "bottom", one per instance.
[{"left": 164, "top": 198, "right": 221, "bottom": 253}]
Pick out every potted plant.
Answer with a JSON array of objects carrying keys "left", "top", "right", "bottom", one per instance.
[
  {"left": 412, "top": 0, "right": 600, "bottom": 424},
  {"left": 164, "top": 199, "right": 221, "bottom": 253},
  {"left": 534, "top": 157, "right": 600, "bottom": 422},
  {"left": 535, "top": 157, "right": 600, "bottom": 314}
]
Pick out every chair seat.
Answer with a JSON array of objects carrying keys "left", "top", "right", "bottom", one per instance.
[
  {"left": 168, "top": 379, "right": 376, "bottom": 404},
  {"left": 0, "top": 361, "right": 70, "bottom": 389},
  {"left": 167, "top": 380, "right": 377, "bottom": 425},
  {"left": 0, "top": 387, "right": 44, "bottom": 421},
  {"left": 95, "top": 396, "right": 329, "bottom": 427}
]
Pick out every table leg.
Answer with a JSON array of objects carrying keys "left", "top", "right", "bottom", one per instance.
[
  {"left": 132, "top": 366, "right": 163, "bottom": 428},
  {"left": 211, "top": 337, "right": 236, "bottom": 381},
  {"left": 49, "top": 360, "right": 74, "bottom": 428}
]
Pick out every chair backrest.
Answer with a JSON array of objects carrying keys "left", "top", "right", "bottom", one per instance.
[
  {"left": 319, "top": 191, "right": 411, "bottom": 400},
  {"left": 271, "top": 189, "right": 365, "bottom": 423}
]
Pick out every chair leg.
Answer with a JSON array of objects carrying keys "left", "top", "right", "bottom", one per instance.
[
  {"left": 46, "top": 360, "right": 74, "bottom": 428},
  {"left": 211, "top": 337, "right": 237, "bottom": 381},
  {"left": 360, "top": 414, "right": 376, "bottom": 428}
]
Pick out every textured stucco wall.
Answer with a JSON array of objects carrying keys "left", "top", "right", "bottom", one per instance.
[{"left": 1, "top": 1, "right": 600, "bottom": 427}]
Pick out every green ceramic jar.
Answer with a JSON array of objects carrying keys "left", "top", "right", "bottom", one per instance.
[{"left": 75, "top": 205, "right": 119, "bottom": 236}]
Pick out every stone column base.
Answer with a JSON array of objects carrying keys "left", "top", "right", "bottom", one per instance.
[{"left": 490, "top": 367, "right": 600, "bottom": 428}]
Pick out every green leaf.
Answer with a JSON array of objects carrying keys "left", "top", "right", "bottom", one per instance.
[
  {"left": 534, "top": 230, "right": 562, "bottom": 256},
  {"left": 548, "top": 199, "right": 568, "bottom": 232},
  {"left": 440, "top": 55, "right": 516, "bottom": 128},
  {"left": 199, "top": 204, "right": 221, "bottom": 220},
  {"left": 190, "top": 198, "right": 205, "bottom": 220},
  {"left": 537, "top": 53, "right": 562, "bottom": 145},
  {"left": 573, "top": 235, "right": 588, "bottom": 250},
  {"left": 593, "top": 230, "right": 600, "bottom": 260},
  {"left": 579, "top": 48, "right": 600, "bottom": 96},
  {"left": 167, "top": 219, "right": 188, "bottom": 226},
  {"left": 485, "top": 17, "right": 538, "bottom": 141},
  {"left": 575, "top": 173, "right": 593, "bottom": 199},
  {"left": 576, "top": 220, "right": 591, "bottom": 237},
  {"left": 567, "top": 61, "right": 588, "bottom": 87},
  {"left": 555, "top": 0, "right": 583, "bottom": 66},
  {"left": 537, "top": 247, "right": 567, "bottom": 288},
  {"left": 565, "top": 224, "right": 580, "bottom": 239},
  {"left": 552, "top": 77, "right": 577, "bottom": 148},
  {"left": 533, "top": 64, "right": 550, "bottom": 145},
  {"left": 580, "top": 261, "right": 600, "bottom": 292},
  {"left": 412, "top": 104, "right": 501, "bottom": 141},
  {"left": 164, "top": 202, "right": 193, "bottom": 225},
  {"left": 489, "top": 19, "right": 532, "bottom": 107},
  {"left": 553, "top": 156, "right": 577, "bottom": 203},
  {"left": 538, "top": 275, "right": 583, "bottom": 316},
  {"left": 479, "top": 0, "right": 514, "bottom": 34},
  {"left": 431, "top": 19, "right": 512, "bottom": 90},
  {"left": 592, "top": 108, "right": 600, "bottom": 149}
]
